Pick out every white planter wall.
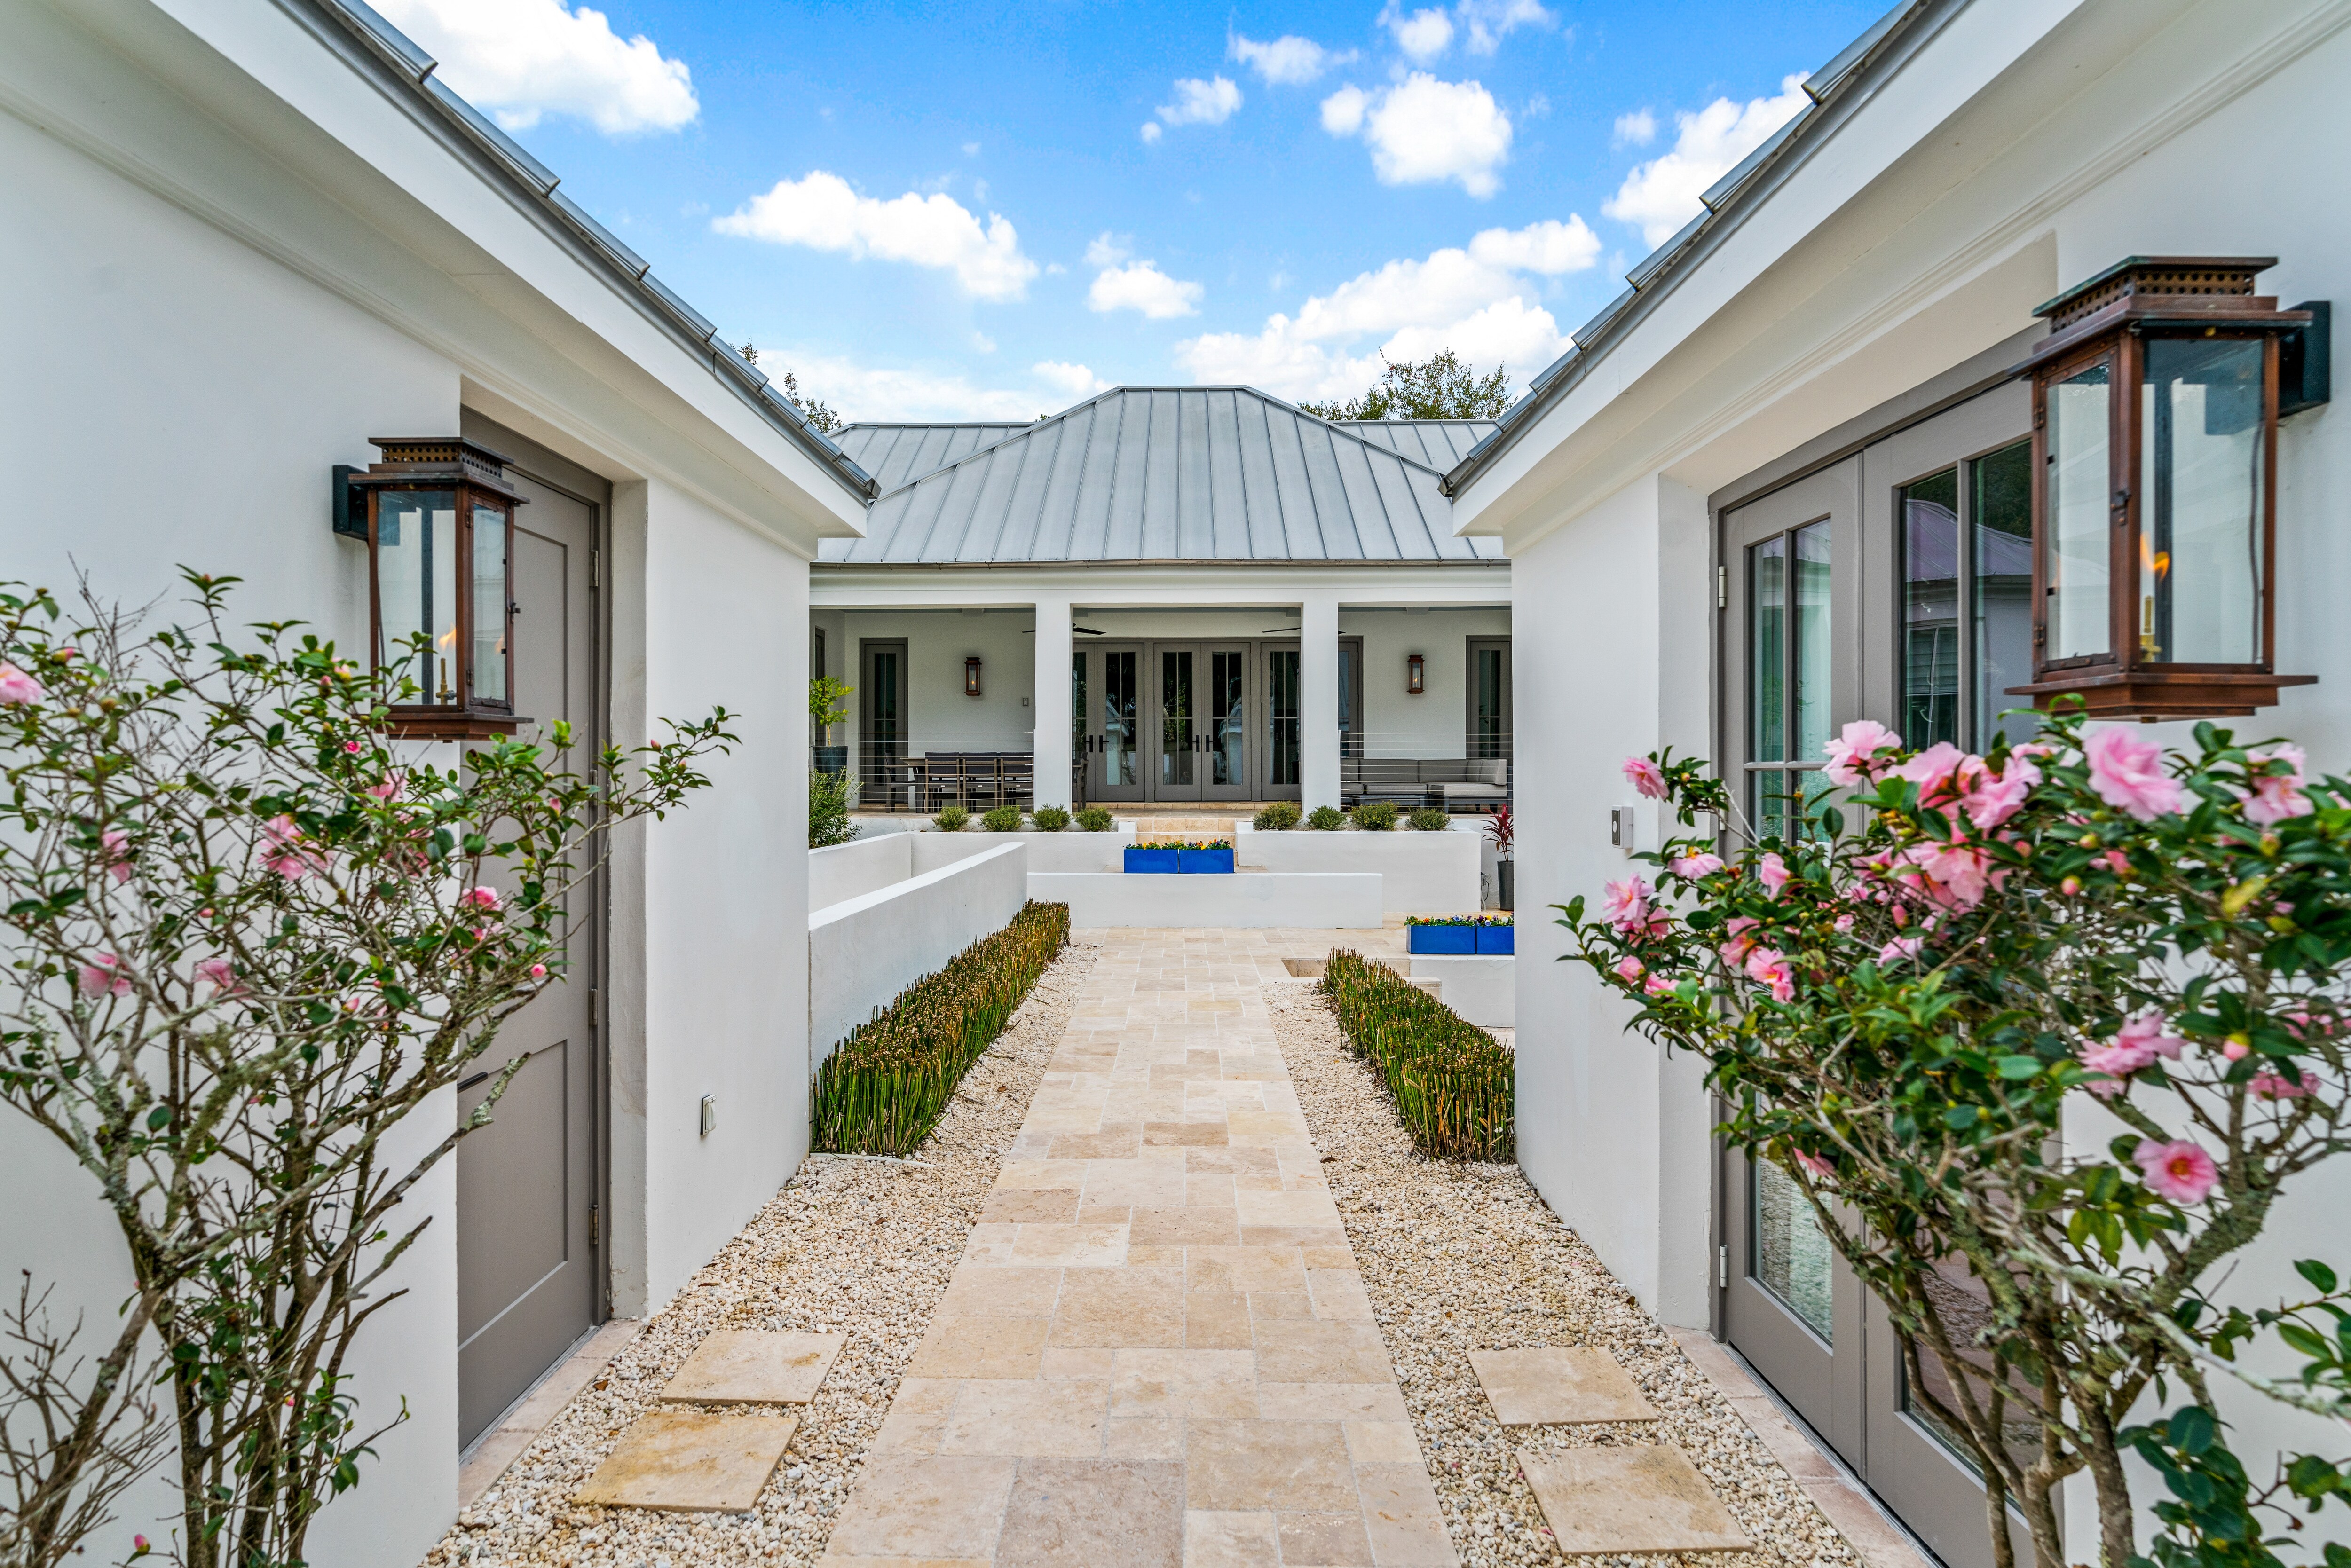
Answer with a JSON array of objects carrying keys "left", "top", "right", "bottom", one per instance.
[
  {"left": 810, "top": 833, "right": 916, "bottom": 910},
  {"left": 809, "top": 843, "right": 1029, "bottom": 1068},
  {"left": 915, "top": 828, "right": 1133, "bottom": 875},
  {"left": 1408, "top": 955, "right": 1515, "bottom": 1027},
  {"left": 1029, "top": 871, "right": 1381, "bottom": 929},
  {"left": 1235, "top": 825, "right": 1481, "bottom": 914}
]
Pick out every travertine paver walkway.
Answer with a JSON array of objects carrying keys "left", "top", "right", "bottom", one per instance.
[{"left": 820, "top": 924, "right": 1454, "bottom": 1568}]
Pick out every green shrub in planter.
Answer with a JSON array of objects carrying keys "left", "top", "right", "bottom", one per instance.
[
  {"left": 1074, "top": 806, "right": 1115, "bottom": 832},
  {"left": 933, "top": 804, "right": 969, "bottom": 832},
  {"left": 810, "top": 765, "right": 860, "bottom": 847},
  {"left": 1351, "top": 801, "right": 1401, "bottom": 832},
  {"left": 1406, "top": 807, "right": 1451, "bottom": 832},
  {"left": 1031, "top": 804, "right": 1071, "bottom": 832},
  {"left": 1319, "top": 949, "right": 1512, "bottom": 1161},
  {"left": 980, "top": 804, "right": 1023, "bottom": 833},
  {"left": 1251, "top": 801, "right": 1302, "bottom": 831},
  {"left": 1305, "top": 805, "right": 1345, "bottom": 830},
  {"left": 814, "top": 901, "right": 1070, "bottom": 1155}
]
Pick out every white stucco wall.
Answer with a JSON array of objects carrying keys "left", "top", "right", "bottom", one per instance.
[
  {"left": 835, "top": 608, "right": 1038, "bottom": 753},
  {"left": 809, "top": 843, "right": 1029, "bottom": 1068},
  {"left": 1234, "top": 825, "right": 1483, "bottom": 914},
  {"left": 1031, "top": 871, "right": 1382, "bottom": 929},
  {"left": 1342, "top": 608, "right": 1513, "bottom": 757}
]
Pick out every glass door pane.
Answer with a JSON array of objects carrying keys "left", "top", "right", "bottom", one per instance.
[
  {"left": 1900, "top": 469, "right": 1960, "bottom": 749},
  {"left": 1160, "top": 648, "right": 1195, "bottom": 789},
  {"left": 1209, "top": 650, "right": 1247, "bottom": 791},
  {"left": 1267, "top": 648, "right": 1301, "bottom": 790},
  {"left": 1751, "top": 1157, "right": 1834, "bottom": 1342},
  {"left": 1971, "top": 441, "right": 2037, "bottom": 750},
  {"left": 1101, "top": 650, "right": 1139, "bottom": 793}
]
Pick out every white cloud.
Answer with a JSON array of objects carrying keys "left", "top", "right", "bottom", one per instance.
[
  {"left": 1034, "top": 361, "right": 1112, "bottom": 399},
  {"left": 1085, "top": 234, "right": 1130, "bottom": 268},
  {"left": 1139, "top": 122, "right": 1163, "bottom": 144},
  {"left": 1319, "top": 85, "right": 1367, "bottom": 136},
  {"left": 713, "top": 172, "right": 1039, "bottom": 301},
  {"left": 970, "top": 331, "right": 996, "bottom": 353},
  {"left": 1156, "top": 76, "right": 1243, "bottom": 128},
  {"left": 1612, "top": 107, "right": 1657, "bottom": 147},
  {"left": 1456, "top": 0, "right": 1552, "bottom": 54},
  {"left": 1323, "top": 73, "right": 1512, "bottom": 198},
  {"left": 375, "top": 0, "right": 696, "bottom": 134},
  {"left": 962, "top": 141, "right": 981, "bottom": 156},
  {"left": 1089, "top": 260, "right": 1204, "bottom": 319},
  {"left": 1603, "top": 73, "right": 1810, "bottom": 246},
  {"left": 789, "top": 354, "right": 1072, "bottom": 422},
  {"left": 1230, "top": 32, "right": 1354, "bottom": 85},
  {"left": 1175, "top": 216, "right": 1598, "bottom": 403},
  {"left": 1380, "top": 3, "right": 1455, "bottom": 62}
]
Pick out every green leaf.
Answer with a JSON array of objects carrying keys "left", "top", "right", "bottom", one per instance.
[
  {"left": 2295, "top": 1259, "right": 2339, "bottom": 1295},
  {"left": 1996, "top": 1055, "right": 2043, "bottom": 1079}
]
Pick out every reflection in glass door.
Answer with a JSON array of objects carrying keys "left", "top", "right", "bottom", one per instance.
[
  {"left": 1159, "top": 648, "right": 1198, "bottom": 796},
  {"left": 1748, "top": 520, "right": 1833, "bottom": 839},
  {"left": 1081, "top": 646, "right": 1142, "bottom": 802},
  {"left": 1205, "top": 649, "right": 1249, "bottom": 800},
  {"left": 1266, "top": 647, "right": 1301, "bottom": 796}
]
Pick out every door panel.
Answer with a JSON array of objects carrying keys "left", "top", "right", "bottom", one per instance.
[
  {"left": 860, "top": 641, "right": 907, "bottom": 808},
  {"left": 1158, "top": 647, "right": 1199, "bottom": 797},
  {"left": 1081, "top": 645, "right": 1144, "bottom": 802},
  {"left": 457, "top": 473, "right": 598, "bottom": 1446},
  {"left": 1203, "top": 647, "right": 1250, "bottom": 800},
  {"left": 1263, "top": 644, "right": 1302, "bottom": 800}
]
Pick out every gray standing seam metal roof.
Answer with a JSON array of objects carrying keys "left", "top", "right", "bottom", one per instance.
[
  {"left": 1338, "top": 419, "right": 1499, "bottom": 470},
  {"left": 829, "top": 425, "right": 1033, "bottom": 494},
  {"left": 818, "top": 388, "right": 1503, "bottom": 565}
]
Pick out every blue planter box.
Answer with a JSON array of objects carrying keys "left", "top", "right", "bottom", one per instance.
[
  {"left": 1408, "top": 925, "right": 1476, "bottom": 955},
  {"left": 1476, "top": 925, "right": 1515, "bottom": 955},
  {"left": 1124, "top": 846, "right": 1179, "bottom": 874},
  {"left": 1177, "top": 848, "right": 1234, "bottom": 874}
]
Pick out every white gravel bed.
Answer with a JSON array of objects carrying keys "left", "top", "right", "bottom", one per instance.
[
  {"left": 1266, "top": 977, "right": 1859, "bottom": 1568},
  {"left": 423, "top": 941, "right": 1100, "bottom": 1568}
]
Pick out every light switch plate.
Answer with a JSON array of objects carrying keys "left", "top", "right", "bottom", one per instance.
[
  {"left": 699, "top": 1094, "right": 717, "bottom": 1137},
  {"left": 1609, "top": 806, "right": 1637, "bottom": 853}
]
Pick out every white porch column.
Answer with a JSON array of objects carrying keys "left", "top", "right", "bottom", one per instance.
[
  {"left": 1031, "top": 595, "right": 1073, "bottom": 809},
  {"left": 1300, "top": 592, "right": 1341, "bottom": 812}
]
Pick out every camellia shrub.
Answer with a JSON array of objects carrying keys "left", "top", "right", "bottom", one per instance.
[
  {"left": 0, "top": 575, "right": 729, "bottom": 1568},
  {"left": 1557, "top": 708, "right": 2351, "bottom": 1568}
]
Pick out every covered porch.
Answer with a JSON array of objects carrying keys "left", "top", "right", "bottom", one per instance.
[{"left": 809, "top": 572, "right": 1512, "bottom": 818}]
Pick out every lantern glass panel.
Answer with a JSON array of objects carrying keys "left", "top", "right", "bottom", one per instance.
[
  {"left": 2138, "top": 337, "right": 2263, "bottom": 665},
  {"left": 377, "top": 489, "right": 459, "bottom": 702},
  {"left": 2045, "top": 362, "right": 2113, "bottom": 661},
  {"left": 471, "top": 503, "right": 509, "bottom": 705}
]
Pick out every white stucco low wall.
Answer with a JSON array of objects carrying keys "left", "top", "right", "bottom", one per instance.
[
  {"left": 1028, "top": 871, "right": 1382, "bottom": 929},
  {"left": 809, "top": 833, "right": 916, "bottom": 910},
  {"left": 1409, "top": 954, "right": 1515, "bottom": 1027},
  {"left": 809, "top": 843, "right": 1028, "bottom": 1068},
  {"left": 1235, "top": 824, "right": 1481, "bottom": 914},
  {"left": 914, "top": 829, "right": 1133, "bottom": 875}
]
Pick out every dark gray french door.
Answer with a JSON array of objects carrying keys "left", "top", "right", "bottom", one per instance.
[
  {"left": 1079, "top": 644, "right": 1144, "bottom": 802},
  {"left": 1720, "top": 384, "right": 2039, "bottom": 1568},
  {"left": 454, "top": 442, "right": 601, "bottom": 1448},
  {"left": 1263, "top": 643, "right": 1302, "bottom": 800},
  {"left": 1150, "top": 644, "right": 1251, "bottom": 802},
  {"left": 859, "top": 639, "right": 907, "bottom": 808}
]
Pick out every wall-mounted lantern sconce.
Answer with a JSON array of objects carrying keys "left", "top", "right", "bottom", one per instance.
[
  {"left": 2014, "top": 257, "right": 2328, "bottom": 719},
  {"left": 965, "top": 655, "right": 983, "bottom": 698},
  {"left": 340, "top": 438, "right": 528, "bottom": 739},
  {"left": 1406, "top": 653, "right": 1425, "bottom": 695}
]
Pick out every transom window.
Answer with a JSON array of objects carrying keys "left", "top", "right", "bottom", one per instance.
[{"left": 1748, "top": 519, "right": 1831, "bottom": 839}]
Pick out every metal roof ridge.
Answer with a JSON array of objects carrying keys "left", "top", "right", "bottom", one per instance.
[{"left": 297, "top": 0, "right": 876, "bottom": 502}]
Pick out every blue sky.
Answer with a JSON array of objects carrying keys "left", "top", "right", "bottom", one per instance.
[{"left": 378, "top": 0, "right": 1883, "bottom": 421}]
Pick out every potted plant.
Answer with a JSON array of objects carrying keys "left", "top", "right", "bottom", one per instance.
[
  {"left": 1475, "top": 914, "right": 1514, "bottom": 954},
  {"left": 1485, "top": 803, "right": 1513, "bottom": 910},
  {"left": 1177, "top": 838, "right": 1234, "bottom": 874},
  {"left": 1406, "top": 915, "right": 1477, "bottom": 955},
  {"left": 1124, "top": 840, "right": 1179, "bottom": 873}
]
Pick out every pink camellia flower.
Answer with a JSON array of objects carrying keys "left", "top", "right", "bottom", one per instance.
[
  {"left": 1745, "top": 946, "right": 1795, "bottom": 1003},
  {"left": 2249, "top": 1069, "right": 2311, "bottom": 1100},
  {"left": 1960, "top": 767, "right": 2030, "bottom": 831},
  {"left": 133, "top": 1536, "right": 149, "bottom": 1557},
  {"left": 2060, "top": 876, "right": 2082, "bottom": 896},
  {"left": 1643, "top": 973, "right": 1672, "bottom": 996},
  {"left": 342, "top": 738, "right": 363, "bottom": 755},
  {"left": 1792, "top": 1150, "right": 1835, "bottom": 1181},
  {"left": 1821, "top": 719, "right": 1902, "bottom": 788},
  {"left": 529, "top": 962, "right": 549, "bottom": 981},
  {"left": 1602, "top": 877, "right": 1666, "bottom": 940},
  {"left": 2223, "top": 1040, "right": 2251, "bottom": 1061},
  {"left": 2133, "top": 1138, "right": 2219, "bottom": 1205},
  {"left": 195, "top": 956, "right": 245, "bottom": 996},
  {"left": 1718, "top": 915, "right": 1761, "bottom": 968},
  {"left": 1833, "top": 913, "right": 1854, "bottom": 934},
  {"left": 363, "top": 772, "right": 400, "bottom": 799},
  {"left": 1895, "top": 742, "right": 1971, "bottom": 806},
  {"left": 258, "top": 815, "right": 329, "bottom": 880},
  {"left": 1878, "top": 936, "right": 1923, "bottom": 965},
  {"left": 2102, "top": 850, "right": 2130, "bottom": 876},
  {"left": 78, "top": 953, "right": 133, "bottom": 998},
  {"left": 1758, "top": 852, "right": 1791, "bottom": 900},
  {"left": 461, "top": 886, "right": 502, "bottom": 912},
  {"left": 1668, "top": 851, "right": 1725, "bottom": 879},
  {"left": 1893, "top": 836, "right": 1992, "bottom": 911},
  {"left": 0, "top": 662, "right": 45, "bottom": 705},
  {"left": 101, "top": 827, "right": 132, "bottom": 885},
  {"left": 1622, "top": 756, "right": 1668, "bottom": 801},
  {"left": 2243, "top": 744, "right": 2314, "bottom": 827},
  {"left": 2085, "top": 727, "right": 2188, "bottom": 821},
  {"left": 2079, "top": 1013, "right": 2186, "bottom": 1096},
  {"left": 1614, "top": 955, "right": 1646, "bottom": 984}
]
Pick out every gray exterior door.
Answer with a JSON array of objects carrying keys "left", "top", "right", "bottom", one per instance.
[
  {"left": 1079, "top": 645, "right": 1144, "bottom": 802},
  {"left": 454, "top": 445, "right": 602, "bottom": 1448}
]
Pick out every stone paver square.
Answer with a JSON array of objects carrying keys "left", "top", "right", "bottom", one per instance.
[
  {"left": 1468, "top": 1347, "right": 1658, "bottom": 1426},
  {"left": 1518, "top": 1445, "right": 1752, "bottom": 1555},
  {"left": 573, "top": 1408, "right": 796, "bottom": 1511},
  {"left": 994, "top": 1457, "right": 1184, "bottom": 1567},
  {"left": 823, "top": 1453, "right": 1018, "bottom": 1560},
  {"left": 663, "top": 1330, "right": 845, "bottom": 1406},
  {"left": 1184, "top": 1417, "right": 1357, "bottom": 1513}
]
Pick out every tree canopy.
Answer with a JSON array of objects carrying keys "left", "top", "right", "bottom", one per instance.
[{"left": 1297, "top": 349, "right": 1511, "bottom": 422}]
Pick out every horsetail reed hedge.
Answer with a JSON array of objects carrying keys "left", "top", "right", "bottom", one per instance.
[
  {"left": 813, "top": 900, "right": 1071, "bottom": 1155},
  {"left": 1319, "top": 948, "right": 1513, "bottom": 1161}
]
